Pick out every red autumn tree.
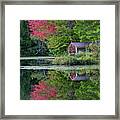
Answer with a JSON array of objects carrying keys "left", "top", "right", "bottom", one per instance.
[{"left": 28, "top": 20, "right": 56, "bottom": 40}]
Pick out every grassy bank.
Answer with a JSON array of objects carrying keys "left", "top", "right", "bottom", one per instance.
[{"left": 52, "top": 52, "right": 100, "bottom": 65}]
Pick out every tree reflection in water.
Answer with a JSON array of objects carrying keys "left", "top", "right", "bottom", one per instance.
[{"left": 20, "top": 68, "right": 100, "bottom": 100}]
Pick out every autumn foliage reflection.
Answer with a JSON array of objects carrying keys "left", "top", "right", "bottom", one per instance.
[{"left": 30, "top": 81, "right": 57, "bottom": 100}]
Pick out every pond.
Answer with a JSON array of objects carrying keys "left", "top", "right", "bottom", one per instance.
[{"left": 20, "top": 65, "right": 100, "bottom": 100}]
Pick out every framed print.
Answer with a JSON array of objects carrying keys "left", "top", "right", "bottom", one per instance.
[{"left": 0, "top": 0, "right": 119, "bottom": 119}]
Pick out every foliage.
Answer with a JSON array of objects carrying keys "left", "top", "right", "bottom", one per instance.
[
  {"left": 20, "top": 20, "right": 49, "bottom": 57},
  {"left": 73, "top": 20, "right": 100, "bottom": 41},
  {"left": 20, "top": 20, "right": 100, "bottom": 57},
  {"left": 20, "top": 70, "right": 32, "bottom": 100},
  {"left": 47, "top": 70, "right": 77, "bottom": 99},
  {"left": 20, "top": 20, "right": 100, "bottom": 58},
  {"left": 86, "top": 43, "right": 100, "bottom": 59},
  {"left": 52, "top": 42, "right": 100, "bottom": 65},
  {"left": 75, "top": 80, "right": 100, "bottom": 100},
  {"left": 46, "top": 69, "right": 100, "bottom": 100},
  {"left": 20, "top": 69, "right": 48, "bottom": 100},
  {"left": 47, "top": 20, "right": 100, "bottom": 56},
  {"left": 52, "top": 54, "right": 99, "bottom": 65},
  {"left": 20, "top": 68, "right": 100, "bottom": 100},
  {"left": 30, "top": 81, "right": 57, "bottom": 100},
  {"left": 28, "top": 20, "right": 56, "bottom": 40},
  {"left": 20, "top": 20, "right": 32, "bottom": 57}
]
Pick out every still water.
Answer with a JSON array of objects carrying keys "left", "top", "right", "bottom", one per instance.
[{"left": 20, "top": 66, "right": 100, "bottom": 100}]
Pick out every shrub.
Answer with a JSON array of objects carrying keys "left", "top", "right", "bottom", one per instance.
[{"left": 52, "top": 55, "right": 99, "bottom": 65}]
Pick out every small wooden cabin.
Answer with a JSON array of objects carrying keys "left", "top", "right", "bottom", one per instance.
[
  {"left": 68, "top": 41, "right": 100, "bottom": 55},
  {"left": 68, "top": 42, "right": 89, "bottom": 55}
]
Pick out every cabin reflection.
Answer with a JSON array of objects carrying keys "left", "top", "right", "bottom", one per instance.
[{"left": 69, "top": 71, "right": 88, "bottom": 81}]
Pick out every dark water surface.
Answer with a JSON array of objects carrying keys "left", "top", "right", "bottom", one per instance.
[{"left": 20, "top": 66, "right": 100, "bottom": 100}]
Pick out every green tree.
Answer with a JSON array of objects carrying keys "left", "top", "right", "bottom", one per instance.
[{"left": 20, "top": 20, "right": 49, "bottom": 57}]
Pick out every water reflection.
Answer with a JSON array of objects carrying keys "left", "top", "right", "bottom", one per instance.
[
  {"left": 20, "top": 67, "right": 100, "bottom": 100},
  {"left": 69, "top": 71, "right": 88, "bottom": 81}
]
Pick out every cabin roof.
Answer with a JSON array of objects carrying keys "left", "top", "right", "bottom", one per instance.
[
  {"left": 70, "top": 42, "right": 89, "bottom": 48},
  {"left": 70, "top": 41, "right": 100, "bottom": 48}
]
